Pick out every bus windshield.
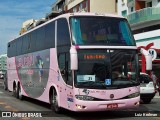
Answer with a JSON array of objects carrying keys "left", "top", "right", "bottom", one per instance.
[
  {"left": 70, "top": 16, "right": 135, "bottom": 46},
  {"left": 74, "top": 49, "right": 139, "bottom": 89}
]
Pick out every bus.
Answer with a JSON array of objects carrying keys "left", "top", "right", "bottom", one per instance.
[{"left": 7, "top": 13, "right": 146, "bottom": 112}]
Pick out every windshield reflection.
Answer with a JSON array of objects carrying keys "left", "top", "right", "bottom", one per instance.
[
  {"left": 74, "top": 49, "right": 139, "bottom": 89},
  {"left": 70, "top": 17, "right": 136, "bottom": 46}
]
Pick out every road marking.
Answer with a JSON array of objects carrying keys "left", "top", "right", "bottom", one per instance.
[
  {"left": 21, "top": 117, "right": 31, "bottom": 120},
  {"left": 0, "top": 102, "right": 5, "bottom": 105},
  {"left": 5, "top": 105, "right": 12, "bottom": 109},
  {"left": 154, "top": 96, "right": 160, "bottom": 98}
]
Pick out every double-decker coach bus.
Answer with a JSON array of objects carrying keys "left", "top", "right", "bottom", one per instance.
[{"left": 7, "top": 13, "right": 142, "bottom": 112}]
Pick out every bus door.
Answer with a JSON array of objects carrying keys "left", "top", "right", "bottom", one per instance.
[{"left": 57, "top": 18, "right": 74, "bottom": 108}]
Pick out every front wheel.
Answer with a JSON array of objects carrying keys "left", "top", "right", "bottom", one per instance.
[{"left": 50, "top": 89, "right": 61, "bottom": 113}]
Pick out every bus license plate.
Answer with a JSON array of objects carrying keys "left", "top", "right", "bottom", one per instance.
[{"left": 107, "top": 103, "right": 118, "bottom": 108}]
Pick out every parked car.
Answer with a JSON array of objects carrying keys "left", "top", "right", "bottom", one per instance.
[{"left": 139, "top": 73, "right": 156, "bottom": 104}]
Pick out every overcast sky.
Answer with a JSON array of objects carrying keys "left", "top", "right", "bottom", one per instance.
[{"left": 0, "top": 0, "right": 56, "bottom": 55}]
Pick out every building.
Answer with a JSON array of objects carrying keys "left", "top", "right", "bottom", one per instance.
[
  {"left": 51, "top": 0, "right": 117, "bottom": 13},
  {"left": 19, "top": 19, "right": 37, "bottom": 35},
  {"left": 118, "top": 0, "right": 160, "bottom": 79},
  {"left": 52, "top": 0, "right": 67, "bottom": 13},
  {"left": 0, "top": 54, "right": 7, "bottom": 77},
  {"left": 19, "top": 18, "right": 49, "bottom": 34}
]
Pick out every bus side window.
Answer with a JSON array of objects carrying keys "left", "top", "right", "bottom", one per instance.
[
  {"left": 66, "top": 53, "right": 72, "bottom": 86},
  {"left": 57, "top": 18, "right": 70, "bottom": 46},
  {"left": 58, "top": 53, "right": 72, "bottom": 86},
  {"left": 36, "top": 26, "right": 45, "bottom": 51},
  {"left": 45, "top": 22, "right": 55, "bottom": 49},
  {"left": 58, "top": 53, "right": 66, "bottom": 78},
  {"left": 16, "top": 38, "right": 22, "bottom": 56},
  {"left": 28, "top": 31, "right": 36, "bottom": 53},
  {"left": 22, "top": 35, "right": 29, "bottom": 54}
]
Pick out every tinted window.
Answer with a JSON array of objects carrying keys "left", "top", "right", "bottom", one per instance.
[
  {"left": 16, "top": 38, "right": 23, "bottom": 55},
  {"left": 28, "top": 31, "right": 37, "bottom": 53},
  {"left": 45, "top": 22, "right": 55, "bottom": 49},
  {"left": 7, "top": 43, "right": 10, "bottom": 57},
  {"left": 70, "top": 17, "right": 135, "bottom": 46},
  {"left": 36, "top": 26, "right": 45, "bottom": 51},
  {"left": 58, "top": 53, "right": 72, "bottom": 86},
  {"left": 22, "top": 35, "right": 29, "bottom": 54},
  {"left": 7, "top": 41, "right": 17, "bottom": 57},
  {"left": 8, "top": 21, "right": 56, "bottom": 57},
  {"left": 57, "top": 18, "right": 70, "bottom": 46}
]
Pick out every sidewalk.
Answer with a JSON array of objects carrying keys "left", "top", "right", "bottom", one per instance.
[{"left": 154, "top": 92, "right": 160, "bottom": 98}]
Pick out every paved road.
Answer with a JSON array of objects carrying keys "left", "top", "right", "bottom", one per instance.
[{"left": 0, "top": 79, "right": 160, "bottom": 120}]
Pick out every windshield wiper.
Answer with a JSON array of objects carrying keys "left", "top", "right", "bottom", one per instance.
[{"left": 113, "top": 76, "right": 128, "bottom": 80}]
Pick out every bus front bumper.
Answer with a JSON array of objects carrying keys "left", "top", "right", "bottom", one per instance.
[{"left": 73, "top": 97, "right": 140, "bottom": 112}]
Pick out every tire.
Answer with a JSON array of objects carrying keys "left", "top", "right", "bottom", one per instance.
[
  {"left": 13, "top": 83, "right": 18, "bottom": 98},
  {"left": 17, "top": 85, "right": 23, "bottom": 100},
  {"left": 3, "top": 77, "right": 8, "bottom": 90},
  {"left": 50, "top": 89, "right": 61, "bottom": 113},
  {"left": 143, "top": 99, "right": 151, "bottom": 104}
]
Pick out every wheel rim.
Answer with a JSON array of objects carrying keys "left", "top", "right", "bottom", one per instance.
[
  {"left": 52, "top": 90, "right": 59, "bottom": 111},
  {"left": 19, "top": 86, "right": 22, "bottom": 98},
  {"left": 13, "top": 85, "right": 17, "bottom": 96}
]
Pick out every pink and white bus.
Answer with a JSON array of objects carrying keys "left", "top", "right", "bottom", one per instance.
[{"left": 7, "top": 13, "right": 141, "bottom": 112}]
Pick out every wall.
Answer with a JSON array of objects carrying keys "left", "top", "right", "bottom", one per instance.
[
  {"left": 134, "top": 29, "right": 160, "bottom": 49},
  {"left": 117, "top": 0, "right": 128, "bottom": 16},
  {"left": 135, "top": 0, "right": 145, "bottom": 11},
  {"left": 90, "top": 0, "right": 116, "bottom": 14},
  {"left": 67, "top": 0, "right": 84, "bottom": 10}
]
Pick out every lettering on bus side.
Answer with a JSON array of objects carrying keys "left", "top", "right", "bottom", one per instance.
[{"left": 15, "top": 50, "right": 50, "bottom": 98}]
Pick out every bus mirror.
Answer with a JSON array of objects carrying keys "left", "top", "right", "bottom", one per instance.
[
  {"left": 140, "top": 48, "right": 152, "bottom": 70},
  {"left": 145, "top": 55, "right": 152, "bottom": 70},
  {"left": 70, "top": 47, "right": 78, "bottom": 70}
]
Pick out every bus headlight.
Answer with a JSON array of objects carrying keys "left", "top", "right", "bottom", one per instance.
[
  {"left": 75, "top": 95, "right": 94, "bottom": 101},
  {"left": 128, "top": 92, "right": 140, "bottom": 98}
]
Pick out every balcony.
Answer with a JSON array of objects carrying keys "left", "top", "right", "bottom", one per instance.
[
  {"left": 127, "top": 0, "right": 134, "bottom": 6},
  {"left": 128, "top": 0, "right": 133, "bottom": 3},
  {"left": 127, "top": 7, "right": 160, "bottom": 25}
]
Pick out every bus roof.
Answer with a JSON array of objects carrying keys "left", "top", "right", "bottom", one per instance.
[
  {"left": 9, "top": 12, "right": 125, "bottom": 42},
  {"left": 57, "top": 12, "right": 125, "bottom": 19}
]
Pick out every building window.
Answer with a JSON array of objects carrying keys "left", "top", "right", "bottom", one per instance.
[
  {"left": 79, "top": 3, "right": 83, "bottom": 11},
  {"left": 85, "top": 0, "right": 88, "bottom": 12},
  {"left": 73, "top": 7, "right": 76, "bottom": 12},
  {"left": 122, "top": 0, "right": 125, "bottom": 5},
  {"left": 131, "top": 7, "right": 134, "bottom": 12},
  {"left": 146, "top": 1, "right": 152, "bottom": 7},
  {"left": 122, "top": 10, "right": 127, "bottom": 17}
]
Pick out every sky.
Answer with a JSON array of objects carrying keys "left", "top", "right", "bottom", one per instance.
[{"left": 0, "top": 0, "right": 56, "bottom": 55}]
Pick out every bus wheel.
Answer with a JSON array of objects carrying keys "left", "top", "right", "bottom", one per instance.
[
  {"left": 50, "top": 89, "right": 61, "bottom": 113},
  {"left": 3, "top": 77, "right": 8, "bottom": 90},
  {"left": 13, "top": 83, "right": 18, "bottom": 98},
  {"left": 18, "top": 85, "right": 23, "bottom": 100}
]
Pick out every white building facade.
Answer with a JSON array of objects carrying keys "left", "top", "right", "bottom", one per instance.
[{"left": 118, "top": 0, "right": 160, "bottom": 78}]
